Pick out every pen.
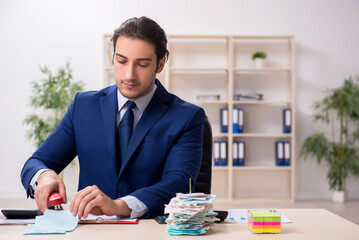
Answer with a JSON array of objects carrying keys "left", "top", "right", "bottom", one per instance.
[{"left": 189, "top": 178, "right": 192, "bottom": 196}]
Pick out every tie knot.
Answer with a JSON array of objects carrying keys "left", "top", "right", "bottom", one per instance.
[{"left": 127, "top": 101, "right": 136, "bottom": 111}]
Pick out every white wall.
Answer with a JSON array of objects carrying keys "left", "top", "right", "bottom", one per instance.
[{"left": 1, "top": 0, "right": 359, "bottom": 199}]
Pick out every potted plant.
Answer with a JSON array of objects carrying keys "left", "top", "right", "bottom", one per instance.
[
  {"left": 252, "top": 51, "right": 267, "bottom": 68},
  {"left": 24, "top": 61, "right": 84, "bottom": 177},
  {"left": 301, "top": 75, "right": 359, "bottom": 202}
]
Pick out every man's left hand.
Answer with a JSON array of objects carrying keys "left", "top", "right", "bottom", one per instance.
[{"left": 69, "top": 185, "right": 131, "bottom": 219}]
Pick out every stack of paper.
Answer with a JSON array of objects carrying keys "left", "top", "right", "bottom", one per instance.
[
  {"left": 164, "top": 193, "right": 218, "bottom": 235},
  {"left": 248, "top": 210, "right": 281, "bottom": 233}
]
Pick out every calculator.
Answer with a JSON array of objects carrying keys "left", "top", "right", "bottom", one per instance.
[{"left": 1, "top": 209, "right": 42, "bottom": 219}]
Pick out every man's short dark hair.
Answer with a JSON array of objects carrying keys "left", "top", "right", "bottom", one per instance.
[{"left": 112, "top": 16, "right": 169, "bottom": 66}]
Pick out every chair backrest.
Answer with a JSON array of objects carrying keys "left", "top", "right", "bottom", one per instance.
[{"left": 195, "top": 117, "right": 212, "bottom": 194}]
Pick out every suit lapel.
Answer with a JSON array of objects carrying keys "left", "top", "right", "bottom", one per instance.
[
  {"left": 118, "top": 80, "right": 170, "bottom": 177},
  {"left": 99, "top": 85, "right": 118, "bottom": 174}
]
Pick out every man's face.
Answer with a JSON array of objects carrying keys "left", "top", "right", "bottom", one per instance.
[{"left": 114, "top": 36, "right": 165, "bottom": 101}]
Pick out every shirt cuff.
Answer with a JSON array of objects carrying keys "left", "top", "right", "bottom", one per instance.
[
  {"left": 29, "top": 169, "right": 50, "bottom": 193},
  {"left": 120, "top": 195, "right": 148, "bottom": 218}
]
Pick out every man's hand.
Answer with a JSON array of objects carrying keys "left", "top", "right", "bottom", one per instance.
[
  {"left": 34, "top": 170, "right": 67, "bottom": 213},
  {"left": 69, "top": 185, "right": 131, "bottom": 219}
]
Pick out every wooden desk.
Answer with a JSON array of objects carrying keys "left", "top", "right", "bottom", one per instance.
[{"left": 1, "top": 209, "right": 359, "bottom": 239}]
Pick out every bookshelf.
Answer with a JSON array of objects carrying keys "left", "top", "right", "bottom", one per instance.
[{"left": 103, "top": 34, "right": 296, "bottom": 201}]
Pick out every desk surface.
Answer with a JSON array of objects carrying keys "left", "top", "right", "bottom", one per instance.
[{"left": 1, "top": 209, "right": 359, "bottom": 239}]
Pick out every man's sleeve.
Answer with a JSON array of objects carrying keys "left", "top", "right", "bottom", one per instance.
[
  {"left": 20, "top": 94, "right": 79, "bottom": 197},
  {"left": 120, "top": 196, "right": 148, "bottom": 218}
]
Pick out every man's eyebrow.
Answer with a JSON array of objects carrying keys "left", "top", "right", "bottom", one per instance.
[
  {"left": 115, "top": 53, "right": 152, "bottom": 62},
  {"left": 136, "top": 58, "right": 152, "bottom": 62},
  {"left": 115, "top": 53, "right": 128, "bottom": 59}
]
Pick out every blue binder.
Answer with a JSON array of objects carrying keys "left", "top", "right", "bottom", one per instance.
[
  {"left": 284, "top": 141, "right": 291, "bottom": 166},
  {"left": 238, "top": 141, "right": 245, "bottom": 166},
  {"left": 220, "top": 108, "right": 228, "bottom": 133},
  {"left": 233, "top": 141, "right": 239, "bottom": 166},
  {"left": 220, "top": 141, "right": 228, "bottom": 166},
  {"left": 283, "top": 108, "right": 292, "bottom": 133},
  {"left": 233, "top": 108, "right": 244, "bottom": 133},
  {"left": 213, "top": 141, "right": 220, "bottom": 166},
  {"left": 233, "top": 141, "right": 245, "bottom": 166},
  {"left": 275, "top": 141, "right": 285, "bottom": 166}
]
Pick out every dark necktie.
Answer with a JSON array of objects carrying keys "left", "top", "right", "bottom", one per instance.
[{"left": 117, "top": 101, "right": 136, "bottom": 172}]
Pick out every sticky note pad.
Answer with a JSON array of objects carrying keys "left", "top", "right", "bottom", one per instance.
[
  {"left": 24, "top": 209, "right": 78, "bottom": 235},
  {"left": 248, "top": 210, "right": 281, "bottom": 233}
]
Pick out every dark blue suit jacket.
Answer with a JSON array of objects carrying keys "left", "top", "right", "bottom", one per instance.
[{"left": 21, "top": 79, "right": 205, "bottom": 218}]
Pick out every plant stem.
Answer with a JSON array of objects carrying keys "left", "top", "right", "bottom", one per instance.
[
  {"left": 339, "top": 108, "right": 344, "bottom": 191},
  {"left": 331, "top": 111, "right": 335, "bottom": 143}
]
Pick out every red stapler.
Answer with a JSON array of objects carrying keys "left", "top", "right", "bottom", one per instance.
[{"left": 48, "top": 192, "right": 64, "bottom": 210}]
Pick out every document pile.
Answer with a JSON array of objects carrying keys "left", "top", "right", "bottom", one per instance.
[{"left": 164, "top": 193, "right": 218, "bottom": 235}]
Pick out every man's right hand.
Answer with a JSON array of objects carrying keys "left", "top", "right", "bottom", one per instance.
[{"left": 34, "top": 170, "right": 67, "bottom": 213}]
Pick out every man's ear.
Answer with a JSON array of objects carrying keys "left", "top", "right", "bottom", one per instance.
[{"left": 156, "top": 57, "right": 166, "bottom": 73}]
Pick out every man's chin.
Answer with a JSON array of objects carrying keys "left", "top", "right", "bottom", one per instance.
[{"left": 119, "top": 90, "right": 140, "bottom": 101}]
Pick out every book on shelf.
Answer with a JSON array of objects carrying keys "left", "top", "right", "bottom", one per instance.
[
  {"left": 233, "top": 141, "right": 245, "bottom": 166},
  {"left": 275, "top": 141, "right": 290, "bottom": 166},
  {"left": 284, "top": 141, "right": 291, "bottom": 166},
  {"left": 214, "top": 141, "right": 227, "bottom": 166},
  {"left": 220, "top": 141, "right": 228, "bottom": 166},
  {"left": 214, "top": 141, "right": 220, "bottom": 166},
  {"left": 220, "top": 108, "right": 228, "bottom": 133},
  {"left": 233, "top": 108, "right": 244, "bottom": 133},
  {"left": 283, "top": 108, "right": 291, "bottom": 133}
]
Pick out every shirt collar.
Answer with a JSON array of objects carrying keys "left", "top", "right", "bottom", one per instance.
[{"left": 117, "top": 82, "right": 158, "bottom": 114}]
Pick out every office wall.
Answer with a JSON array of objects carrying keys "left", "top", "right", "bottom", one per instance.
[{"left": 1, "top": 0, "right": 358, "bottom": 199}]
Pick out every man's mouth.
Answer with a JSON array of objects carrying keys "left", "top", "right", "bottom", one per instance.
[{"left": 123, "top": 81, "right": 137, "bottom": 89}]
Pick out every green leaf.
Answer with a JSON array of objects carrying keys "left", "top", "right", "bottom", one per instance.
[
  {"left": 24, "top": 61, "right": 84, "bottom": 148},
  {"left": 301, "top": 75, "right": 359, "bottom": 191}
]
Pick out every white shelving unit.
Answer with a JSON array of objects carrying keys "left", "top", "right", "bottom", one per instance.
[
  {"left": 103, "top": 34, "right": 296, "bottom": 201},
  {"left": 165, "top": 35, "right": 295, "bottom": 201},
  {"left": 103, "top": 34, "right": 115, "bottom": 87}
]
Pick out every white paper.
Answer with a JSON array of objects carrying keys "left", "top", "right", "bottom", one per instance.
[
  {"left": 0, "top": 217, "right": 35, "bottom": 225},
  {"left": 80, "top": 214, "right": 137, "bottom": 223}
]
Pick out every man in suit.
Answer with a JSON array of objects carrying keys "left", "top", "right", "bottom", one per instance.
[{"left": 21, "top": 16, "right": 205, "bottom": 219}]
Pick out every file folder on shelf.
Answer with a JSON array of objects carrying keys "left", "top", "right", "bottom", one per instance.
[
  {"left": 220, "top": 108, "right": 228, "bottom": 133},
  {"left": 275, "top": 141, "right": 284, "bottom": 166},
  {"left": 220, "top": 141, "right": 228, "bottom": 166},
  {"left": 214, "top": 141, "right": 220, "bottom": 166},
  {"left": 283, "top": 108, "right": 291, "bottom": 133},
  {"left": 233, "top": 141, "right": 238, "bottom": 166},
  {"left": 275, "top": 141, "right": 290, "bottom": 166},
  {"left": 233, "top": 108, "right": 244, "bottom": 133},
  {"left": 284, "top": 141, "right": 291, "bottom": 166},
  {"left": 233, "top": 141, "right": 245, "bottom": 166},
  {"left": 214, "top": 141, "right": 227, "bottom": 166}
]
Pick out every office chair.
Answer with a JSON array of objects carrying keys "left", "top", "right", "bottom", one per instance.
[{"left": 195, "top": 116, "right": 212, "bottom": 194}]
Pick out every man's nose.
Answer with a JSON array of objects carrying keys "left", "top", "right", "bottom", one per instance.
[{"left": 124, "top": 63, "right": 136, "bottom": 80}]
